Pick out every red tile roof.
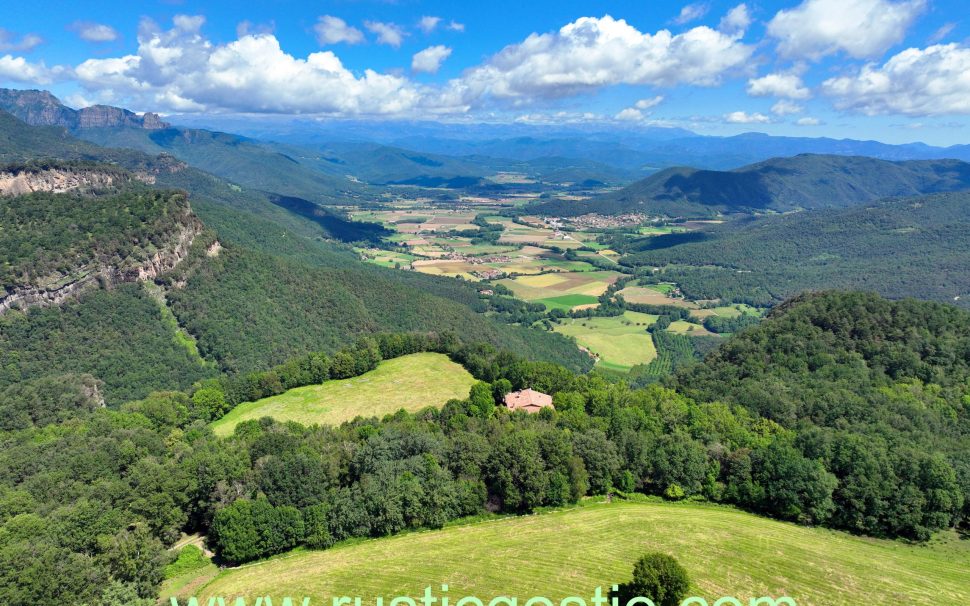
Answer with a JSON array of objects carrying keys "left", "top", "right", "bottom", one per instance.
[{"left": 504, "top": 388, "right": 554, "bottom": 413}]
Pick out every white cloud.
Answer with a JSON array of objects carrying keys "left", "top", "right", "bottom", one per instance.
[
  {"left": 418, "top": 16, "right": 441, "bottom": 34},
  {"left": 635, "top": 96, "right": 665, "bottom": 110},
  {"left": 747, "top": 72, "right": 811, "bottom": 99},
  {"left": 796, "top": 117, "right": 822, "bottom": 125},
  {"left": 928, "top": 23, "right": 956, "bottom": 44},
  {"left": 0, "top": 55, "right": 61, "bottom": 84},
  {"left": 724, "top": 110, "right": 771, "bottom": 123},
  {"left": 822, "top": 43, "right": 970, "bottom": 116},
  {"left": 771, "top": 100, "right": 804, "bottom": 115},
  {"left": 314, "top": 16, "right": 364, "bottom": 45},
  {"left": 412, "top": 45, "right": 452, "bottom": 74},
  {"left": 447, "top": 21, "right": 466, "bottom": 33},
  {"left": 450, "top": 16, "right": 753, "bottom": 106},
  {"left": 674, "top": 3, "right": 710, "bottom": 25},
  {"left": 615, "top": 108, "right": 645, "bottom": 121},
  {"left": 719, "top": 4, "right": 752, "bottom": 35},
  {"left": 0, "top": 28, "right": 43, "bottom": 52},
  {"left": 767, "top": 0, "right": 926, "bottom": 60},
  {"left": 69, "top": 21, "right": 119, "bottom": 43},
  {"left": 365, "top": 21, "right": 406, "bottom": 48},
  {"left": 72, "top": 17, "right": 424, "bottom": 116}
]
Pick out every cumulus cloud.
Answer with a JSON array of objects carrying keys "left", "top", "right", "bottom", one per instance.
[
  {"left": 418, "top": 16, "right": 442, "bottom": 34},
  {"left": 767, "top": 0, "right": 925, "bottom": 60},
  {"left": 747, "top": 72, "right": 811, "bottom": 99},
  {"left": 0, "top": 55, "right": 62, "bottom": 84},
  {"left": 771, "top": 100, "right": 804, "bottom": 115},
  {"left": 314, "top": 16, "right": 364, "bottom": 45},
  {"left": 69, "top": 21, "right": 119, "bottom": 43},
  {"left": 719, "top": 4, "right": 752, "bottom": 35},
  {"left": 616, "top": 107, "right": 645, "bottom": 121},
  {"left": 365, "top": 21, "right": 406, "bottom": 48},
  {"left": 450, "top": 16, "right": 753, "bottom": 106},
  {"left": 72, "top": 16, "right": 424, "bottom": 116},
  {"left": 447, "top": 21, "right": 466, "bottom": 33},
  {"left": 412, "top": 45, "right": 452, "bottom": 74},
  {"left": 725, "top": 110, "right": 771, "bottom": 123},
  {"left": 822, "top": 43, "right": 970, "bottom": 116},
  {"left": 674, "top": 3, "right": 710, "bottom": 25},
  {"left": 796, "top": 116, "right": 822, "bottom": 125},
  {"left": 0, "top": 28, "right": 43, "bottom": 52}
]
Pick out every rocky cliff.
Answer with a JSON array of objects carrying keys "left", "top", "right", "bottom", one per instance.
[
  {"left": 0, "top": 89, "right": 169, "bottom": 130},
  {"left": 0, "top": 211, "right": 203, "bottom": 315}
]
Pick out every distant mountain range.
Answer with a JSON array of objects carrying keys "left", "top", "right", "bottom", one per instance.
[
  {"left": 0, "top": 89, "right": 637, "bottom": 191},
  {"left": 168, "top": 112, "right": 970, "bottom": 171},
  {"left": 531, "top": 154, "right": 970, "bottom": 217}
]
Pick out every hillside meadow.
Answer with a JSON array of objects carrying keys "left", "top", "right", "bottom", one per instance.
[
  {"left": 211, "top": 353, "right": 476, "bottom": 436},
  {"left": 188, "top": 500, "right": 970, "bottom": 606}
]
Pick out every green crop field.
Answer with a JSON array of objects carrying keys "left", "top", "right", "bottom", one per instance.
[
  {"left": 536, "top": 294, "right": 600, "bottom": 311},
  {"left": 210, "top": 353, "right": 476, "bottom": 436},
  {"left": 553, "top": 311, "right": 658, "bottom": 370},
  {"left": 186, "top": 500, "right": 970, "bottom": 606}
]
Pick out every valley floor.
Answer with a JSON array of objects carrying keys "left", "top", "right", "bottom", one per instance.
[{"left": 186, "top": 499, "right": 970, "bottom": 606}]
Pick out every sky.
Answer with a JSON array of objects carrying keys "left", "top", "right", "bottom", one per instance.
[{"left": 1, "top": 0, "right": 969, "bottom": 145}]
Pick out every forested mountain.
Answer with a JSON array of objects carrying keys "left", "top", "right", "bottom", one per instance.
[
  {"left": 674, "top": 291, "right": 970, "bottom": 538},
  {"left": 531, "top": 154, "right": 970, "bottom": 217},
  {"left": 275, "top": 140, "right": 635, "bottom": 185},
  {"left": 616, "top": 191, "right": 970, "bottom": 307}
]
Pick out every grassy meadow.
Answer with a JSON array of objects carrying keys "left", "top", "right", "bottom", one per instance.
[
  {"left": 553, "top": 311, "right": 659, "bottom": 370},
  {"left": 210, "top": 353, "right": 476, "bottom": 436},
  {"left": 187, "top": 500, "right": 970, "bottom": 606}
]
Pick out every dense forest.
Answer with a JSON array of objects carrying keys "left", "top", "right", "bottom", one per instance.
[
  {"left": 615, "top": 191, "right": 970, "bottom": 308},
  {"left": 0, "top": 292, "right": 967, "bottom": 604}
]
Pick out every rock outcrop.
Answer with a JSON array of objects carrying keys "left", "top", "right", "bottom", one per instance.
[
  {"left": 0, "top": 209, "right": 204, "bottom": 316},
  {"left": 0, "top": 89, "right": 169, "bottom": 130},
  {"left": 0, "top": 167, "right": 128, "bottom": 196}
]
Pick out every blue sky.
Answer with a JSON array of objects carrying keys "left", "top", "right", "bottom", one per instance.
[{"left": 1, "top": 0, "right": 968, "bottom": 145}]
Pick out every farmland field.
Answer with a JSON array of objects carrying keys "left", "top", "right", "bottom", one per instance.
[
  {"left": 553, "top": 311, "right": 659, "bottom": 370},
  {"left": 498, "top": 270, "right": 624, "bottom": 308},
  {"left": 210, "top": 353, "right": 476, "bottom": 436},
  {"left": 617, "top": 284, "right": 698, "bottom": 308},
  {"left": 188, "top": 500, "right": 970, "bottom": 606}
]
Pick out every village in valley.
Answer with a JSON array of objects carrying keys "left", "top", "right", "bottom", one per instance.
[{"left": 343, "top": 181, "right": 760, "bottom": 375}]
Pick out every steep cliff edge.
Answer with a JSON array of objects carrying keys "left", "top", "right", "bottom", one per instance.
[{"left": 0, "top": 179, "right": 203, "bottom": 315}]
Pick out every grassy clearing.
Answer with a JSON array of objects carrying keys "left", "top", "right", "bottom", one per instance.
[
  {"left": 210, "top": 353, "right": 476, "bottom": 436},
  {"left": 553, "top": 311, "right": 658, "bottom": 370},
  {"left": 536, "top": 294, "right": 600, "bottom": 311},
  {"left": 190, "top": 500, "right": 970, "bottom": 606}
]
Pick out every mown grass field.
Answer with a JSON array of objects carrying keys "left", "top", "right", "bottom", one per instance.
[
  {"left": 210, "top": 353, "right": 475, "bottom": 436},
  {"left": 553, "top": 311, "right": 658, "bottom": 370},
  {"left": 188, "top": 500, "right": 970, "bottom": 606}
]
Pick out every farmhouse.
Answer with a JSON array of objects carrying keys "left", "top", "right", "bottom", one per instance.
[{"left": 504, "top": 388, "right": 554, "bottom": 413}]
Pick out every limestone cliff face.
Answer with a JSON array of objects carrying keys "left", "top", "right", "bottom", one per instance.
[
  {"left": 77, "top": 105, "right": 169, "bottom": 130},
  {"left": 0, "top": 167, "right": 127, "bottom": 196},
  {"left": 0, "top": 203, "right": 204, "bottom": 316}
]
